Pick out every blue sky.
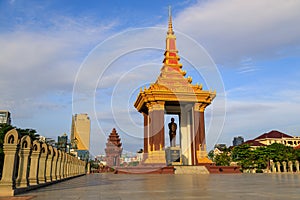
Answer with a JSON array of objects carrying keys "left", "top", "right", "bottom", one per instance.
[{"left": 1, "top": 0, "right": 300, "bottom": 157}]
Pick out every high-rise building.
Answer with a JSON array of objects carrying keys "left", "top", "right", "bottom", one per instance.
[
  {"left": 0, "top": 110, "right": 11, "bottom": 125},
  {"left": 70, "top": 114, "right": 91, "bottom": 161},
  {"left": 233, "top": 136, "right": 244, "bottom": 146},
  {"left": 71, "top": 113, "right": 91, "bottom": 151}
]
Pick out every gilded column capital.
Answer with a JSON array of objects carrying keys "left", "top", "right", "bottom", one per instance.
[
  {"left": 194, "top": 103, "right": 206, "bottom": 112},
  {"left": 146, "top": 103, "right": 153, "bottom": 112},
  {"left": 150, "top": 101, "right": 165, "bottom": 111}
]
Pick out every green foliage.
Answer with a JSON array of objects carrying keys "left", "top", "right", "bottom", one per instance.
[
  {"left": 214, "top": 152, "right": 231, "bottom": 166},
  {"left": 213, "top": 147, "right": 231, "bottom": 166},
  {"left": 16, "top": 128, "right": 39, "bottom": 141},
  {"left": 267, "top": 143, "right": 295, "bottom": 162},
  {"left": 89, "top": 160, "right": 99, "bottom": 169},
  {"left": 231, "top": 143, "right": 300, "bottom": 171},
  {"left": 208, "top": 150, "right": 214, "bottom": 160}
]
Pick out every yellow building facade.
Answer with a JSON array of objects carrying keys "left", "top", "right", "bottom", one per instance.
[
  {"left": 71, "top": 113, "right": 91, "bottom": 150},
  {"left": 244, "top": 130, "right": 300, "bottom": 148}
]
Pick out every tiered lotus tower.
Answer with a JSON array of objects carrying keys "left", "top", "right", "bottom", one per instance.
[
  {"left": 134, "top": 8, "right": 216, "bottom": 166},
  {"left": 105, "top": 128, "right": 123, "bottom": 166}
]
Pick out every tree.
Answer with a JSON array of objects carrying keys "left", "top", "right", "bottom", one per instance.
[
  {"left": 267, "top": 143, "right": 294, "bottom": 162},
  {"left": 231, "top": 144, "right": 254, "bottom": 170},
  {"left": 16, "top": 128, "right": 39, "bottom": 141},
  {"left": 214, "top": 152, "right": 231, "bottom": 166},
  {"left": 213, "top": 146, "right": 231, "bottom": 166},
  {"left": 208, "top": 150, "right": 214, "bottom": 161},
  {"left": 252, "top": 147, "right": 269, "bottom": 170}
]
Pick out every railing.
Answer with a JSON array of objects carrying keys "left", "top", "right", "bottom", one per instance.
[
  {"left": 0, "top": 129, "right": 86, "bottom": 196},
  {"left": 269, "top": 160, "right": 300, "bottom": 173}
]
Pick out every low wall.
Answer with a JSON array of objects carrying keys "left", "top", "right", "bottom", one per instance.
[
  {"left": 115, "top": 166, "right": 174, "bottom": 174},
  {"left": 206, "top": 166, "right": 241, "bottom": 174},
  {"left": 0, "top": 129, "right": 87, "bottom": 196}
]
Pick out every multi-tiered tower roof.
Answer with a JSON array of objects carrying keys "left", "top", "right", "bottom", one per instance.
[{"left": 105, "top": 128, "right": 122, "bottom": 166}]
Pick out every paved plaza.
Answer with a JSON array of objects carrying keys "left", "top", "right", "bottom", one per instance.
[{"left": 9, "top": 173, "right": 300, "bottom": 199}]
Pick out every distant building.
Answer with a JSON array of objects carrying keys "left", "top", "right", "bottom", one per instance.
[
  {"left": 70, "top": 113, "right": 91, "bottom": 161},
  {"left": 105, "top": 128, "right": 122, "bottom": 167},
  {"left": 57, "top": 133, "right": 68, "bottom": 152},
  {"left": 0, "top": 110, "right": 11, "bottom": 125},
  {"left": 212, "top": 144, "right": 227, "bottom": 157},
  {"left": 243, "top": 130, "right": 300, "bottom": 148},
  {"left": 232, "top": 136, "right": 244, "bottom": 146},
  {"left": 214, "top": 144, "right": 227, "bottom": 151},
  {"left": 71, "top": 113, "right": 90, "bottom": 150},
  {"left": 76, "top": 150, "right": 90, "bottom": 161}
]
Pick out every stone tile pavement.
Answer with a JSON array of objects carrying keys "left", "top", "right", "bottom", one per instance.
[{"left": 7, "top": 173, "right": 300, "bottom": 199}]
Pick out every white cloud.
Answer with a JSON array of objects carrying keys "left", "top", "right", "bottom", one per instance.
[
  {"left": 174, "top": 0, "right": 300, "bottom": 65},
  {"left": 0, "top": 16, "right": 115, "bottom": 104},
  {"left": 0, "top": 13, "right": 117, "bottom": 139}
]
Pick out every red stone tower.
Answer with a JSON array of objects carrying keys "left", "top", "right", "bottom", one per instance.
[{"left": 105, "top": 128, "right": 123, "bottom": 167}]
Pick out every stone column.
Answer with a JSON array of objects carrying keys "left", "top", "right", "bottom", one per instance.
[
  {"left": 52, "top": 148, "right": 58, "bottom": 181},
  {"left": 74, "top": 159, "right": 77, "bottom": 176},
  {"left": 68, "top": 156, "right": 72, "bottom": 177},
  {"left": 148, "top": 103, "right": 154, "bottom": 152},
  {"left": 288, "top": 161, "right": 293, "bottom": 173},
  {"left": 282, "top": 161, "right": 287, "bottom": 173},
  {"left": 276, "top": 161, "right": 281, "bottom": 173},
  {"left": 56, "top": 150, "right": 62, "bottom": 180},
  {"left": 60, "top": 152, "right": 65, "bottom": 179},
  {"left": 295, "top": 160, "right": 299, "bottom": 173},
  {"left": 81, "top": 161, "right": 84, "bottom": 175},
  {"left": 180, "top": 106, "right": 192, "bottom": 166},
  {"left": 192, "top": 103, "right": 207, "bottom": 165},
  {"left": 149, "top": 101, "right": 165, "bottom": 151},
  {"left": 270, "top": 160, "right": 276, "bottom": 173},
  {"left": 16, "top": 135, "right": 32, "bottom": 188},
  {"left": 0, "top": 129, "right": 20, "bottom": 197},
  {"left": 69, "top": 157, "right": 73, "bottom": 176},
  {"left": 143, "top": 112, "right": 149, "bottom": 154},
  {"left": 147, "top": 102, "right": 165, "bottom": 151},
  {"left": 65, "top": 154, "right": 69, "bottom": 177},
  {"left": 71, "top": 157, "right": 75, "bottom": 176},
  {"left": 38, "top": 143, "right": 48, "bottom": 184},
  {"left": 28, "top": 140, "right": 41, "bottom": 185},
  {"left": 45, "top": 145, "right": 53, "bottom": 182},
  {"left": 62, "top": 152, "right": 66, "bottom": 177}
]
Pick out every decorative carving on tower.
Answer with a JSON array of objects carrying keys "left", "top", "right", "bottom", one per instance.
[{"left": 105, "top": 128, "right": 123, "bottom": 167}]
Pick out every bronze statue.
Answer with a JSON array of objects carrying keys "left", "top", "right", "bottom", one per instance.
[{"left": 168, "top": 118, "right": 177, "bottom": 147}]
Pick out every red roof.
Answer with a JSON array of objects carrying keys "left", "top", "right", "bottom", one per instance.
[
  {"left": 254, "top": 130, "right": 293, "bottom": 140},
  {"left": 243, "top": 140, "right": 266, "bottom": 147},
  {"left": 294, "top": 144, "right": 300, "bottom": 150}
]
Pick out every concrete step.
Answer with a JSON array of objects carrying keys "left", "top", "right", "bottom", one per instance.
[{"left": 174, "top": 166, "right": 209, "bottom": 174}]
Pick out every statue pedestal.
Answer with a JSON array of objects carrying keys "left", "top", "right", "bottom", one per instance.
[
  {"left": 165, "top": 147, "right": 182, "bottom": 166},
  {"left": 143, "top": 150, "right": 166, "bottom": 164},
  {"left": 196, "top": 149, "right": 213, "bottom": 164}
]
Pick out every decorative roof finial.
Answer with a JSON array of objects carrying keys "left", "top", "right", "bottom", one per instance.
[{"left": 168, "top": 6, "right": 174, "bottom": 35}]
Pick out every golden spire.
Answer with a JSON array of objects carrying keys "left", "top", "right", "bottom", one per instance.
[
  {"left": 163, "top": 6, "right": 182, "bottom": 68},
  {"left": 167, "top": 6, "right": 174, "bottom": 35}
]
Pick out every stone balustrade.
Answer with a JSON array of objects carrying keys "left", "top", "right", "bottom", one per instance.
[
  {"left": 269, "top": 160, "right": 300, "bottom": 173},
  {"left": 0, "top": 129, "right": 87, "bottom": 196}
]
